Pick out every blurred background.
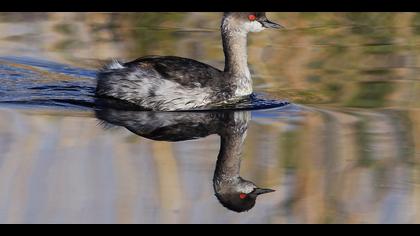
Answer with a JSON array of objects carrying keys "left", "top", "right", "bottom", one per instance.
[{"left": 0, "top": 12, "right": 419, "bottom": 223}]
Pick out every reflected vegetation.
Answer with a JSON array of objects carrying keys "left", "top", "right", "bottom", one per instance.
[{"left": 0, "top": 13, "right": 419, "bottom": 223}]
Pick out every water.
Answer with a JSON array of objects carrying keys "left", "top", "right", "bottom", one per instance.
[{"left": 0, "top": 12, "right": 419, "bottom": 224}]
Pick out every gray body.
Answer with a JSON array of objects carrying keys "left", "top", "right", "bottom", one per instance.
[
  {"left": 95, "top": 12, "right": 282, "bottom": 111},
  {"left": 96, "top": 56, "right": 234, "bottom": 111}
]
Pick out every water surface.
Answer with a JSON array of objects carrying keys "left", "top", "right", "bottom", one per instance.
[{"left": 0, "top": 12, "right": 419, "bottom": 224}]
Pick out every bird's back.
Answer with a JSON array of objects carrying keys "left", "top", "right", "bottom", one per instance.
[{"left": 124, "top": 56, "right": 225, "bottom": 87}]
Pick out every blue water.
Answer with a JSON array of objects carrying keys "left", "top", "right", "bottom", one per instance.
[{"left": 0, "top": 57, "right": 97, "bottom": 109}]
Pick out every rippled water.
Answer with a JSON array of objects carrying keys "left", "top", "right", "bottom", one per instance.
[{"left": 0, "top": 12, "right": 419, "bottom": 224}]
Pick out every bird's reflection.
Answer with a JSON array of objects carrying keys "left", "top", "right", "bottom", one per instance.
[{"left": 95, "top": 107, "right": 275, "bottom": 213}]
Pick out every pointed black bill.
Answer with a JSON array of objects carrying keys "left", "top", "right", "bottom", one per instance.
[
  {"left": 260, "top": 20, "right": 284, "bottom": 29},
  {"left": 249, "top": 188, "right": 276, "bottom": 197}
]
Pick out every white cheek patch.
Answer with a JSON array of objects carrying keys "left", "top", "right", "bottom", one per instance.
[
  {"left": 241, "top": 184, "right": 256, "bottom": 194},
  {"left": 244, "top": 21, "right": 265, "bottom": 32}
]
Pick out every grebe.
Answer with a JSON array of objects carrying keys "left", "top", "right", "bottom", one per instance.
[
  {"left": 95, "top": 12, "right": 282, "bottom": 111},
  {"left": 95, "top": 108, "right": 275, "bottom": 212}
]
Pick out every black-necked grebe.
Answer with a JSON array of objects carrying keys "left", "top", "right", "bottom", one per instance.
[{"left": 95, "top": 12, "right": 282, "bottom": 111}]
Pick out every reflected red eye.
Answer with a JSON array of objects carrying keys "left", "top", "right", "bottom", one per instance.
[
  {"left": 239, "top": 193, "right": 247, "bottom": 199},
  {"left": 248, "top": 15, "right": 256, "bottom": 21}
]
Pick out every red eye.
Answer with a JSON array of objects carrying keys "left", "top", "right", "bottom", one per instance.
[
  {"left": 248, "top": 15, "right": 256, "bottom": 21},
  {"left": 239, "top": 193, "right": 247, "bottom": 199}
]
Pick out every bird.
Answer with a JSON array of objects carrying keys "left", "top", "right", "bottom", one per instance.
[{"left": 95, "top": 12, "right": 282, "bottom": 111}]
